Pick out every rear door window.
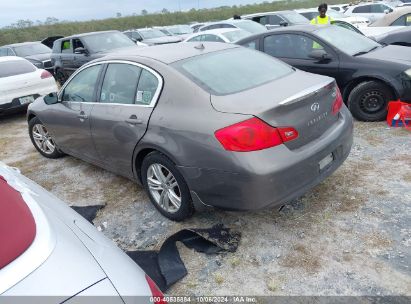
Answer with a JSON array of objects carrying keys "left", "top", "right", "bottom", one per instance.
[
  {"left": 100, "top": 63, "right": 142, "bottom": 104},
  {"left": 269, "top": 15, "right": 285, "bottom": 25},
  {"left": 0, "top": 48, "right": 7, "bottom": 56},
  {"left": 353, "top": 5, "right": 370, "bottom": 13},
  {"left": 61, "top": 40, "right": 72, "bottom": 53},
  {"left": 0, "top": 60, "right": 36, "bottom": 78},
  {"left": 264, "top": 34, "right": 324, "bottom": 59},
  {"left": 136, "top": 69, "right": 160, "bottom": 105}
]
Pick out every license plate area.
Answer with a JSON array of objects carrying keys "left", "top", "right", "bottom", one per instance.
[
  {"left": 19, "top": 95, "right": 35, "bottom": 105},
  {"left": 319, "top": 153, "right": 334, "bottom": 171}
]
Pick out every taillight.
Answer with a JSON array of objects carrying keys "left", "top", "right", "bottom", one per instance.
[
  {"left": 332, "top": 86, "right": 343, "bottom": 115},
  {"left": 145, "top": 274, "right": 167, "bottom": 304},
  {"left": 40, "top": 70, "right": 53, "bottom": 79},
  {"left": 215, "top": 117, "right": 298, "bottom": 152}
]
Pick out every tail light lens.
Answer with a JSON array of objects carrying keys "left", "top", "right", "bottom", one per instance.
[
  {"left": 215, "top": 117, "right": 298, "bottom": 152},
  {"left": 145, "top": 274, "right": 167, "bottom": 304},
  {"left": 40, "top": 70, "right": 53, "bottom": 79},
  {"left": 332, "top": 86, "right": 343, "bottom": 115}
]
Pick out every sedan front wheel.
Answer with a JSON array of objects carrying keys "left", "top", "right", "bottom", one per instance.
[{"left": 29, "top": 117, "right": 64, "bottom": 159}]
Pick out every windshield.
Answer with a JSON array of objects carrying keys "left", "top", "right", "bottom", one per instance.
[
  {"left": 316, "top": 26, "right": 380, "bottom": 56},
  {"left": 83, "top": 32, "right": 135, "bottom": 52},
  {"left": 13, "top": 43, "right": 51, "bottom": 57},
  {"left": 233, "top": 20, "right": 267, "bottom": 34},
  {"left": 280, "top": 12, "right": 310, "bottom": 24},
  {"left": 221, "top": 30, "right": 250, "bottom": 42},
  {"left": 0, "top": 60, "right": 36, "bottom": 78},
  {"left": 174, "top": 47, "right": 293, "bottom": 95},
  {"left": 138, "top": 29, "right": 167, "bottom": 39},
  {"left": 167, "top": 25, "right": 193, "bottom": 35}
]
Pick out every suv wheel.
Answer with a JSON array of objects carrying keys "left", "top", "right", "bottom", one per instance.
[{"left": 141, "top": 152, "right": 194, "bottom": 221}]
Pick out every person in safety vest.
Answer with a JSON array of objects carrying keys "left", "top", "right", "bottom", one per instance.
[{"left": 310, "top": 3, "right": 334, "bottom": 25}]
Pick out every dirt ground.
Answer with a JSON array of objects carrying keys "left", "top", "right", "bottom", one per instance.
[{"left": 1, "top": 112, "right": 410, "bottom": 296}]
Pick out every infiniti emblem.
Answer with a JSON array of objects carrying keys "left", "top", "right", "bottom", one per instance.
[{"left": 311, "top": 102, "right": 320, "bottom": 112}]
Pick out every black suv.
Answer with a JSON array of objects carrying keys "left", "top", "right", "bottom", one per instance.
[
  {"left": 51, "top": 31, "right": 137, "bottom": 85},
  {"left": 0, "top": 42, "right": 53, "bottom": 71}
]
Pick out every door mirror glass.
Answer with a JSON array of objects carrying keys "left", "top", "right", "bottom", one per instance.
[
  {"left": 44, "top": 92, "right": 59, "bottom": 105},
  {"left": 74, "top": 47, "right": 88, "bottom": 54},
  {"left": 309, "top": 49, "right": 330, "bottom": 60}
]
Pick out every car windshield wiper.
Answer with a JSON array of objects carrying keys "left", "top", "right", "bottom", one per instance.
[{"left": 353, "top": 46, "right": 380, "bottom": 56}]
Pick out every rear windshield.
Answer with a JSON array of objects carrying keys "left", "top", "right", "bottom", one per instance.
[
  {"left": 0, "top": 60, "right": 36, "bottom": 78},
  {"left": 173, "top": 47, "right": 293, "bottom": 95},
  {"left": 13, "top": 43, "right": 51, "bottom": 57}
]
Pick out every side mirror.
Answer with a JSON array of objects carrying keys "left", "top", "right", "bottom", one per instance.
[
  {"left": 309, "top": 49, "right": 331, "bottom": 61},
  {"left": 279, "top": 21, "right": 289, "bottom": 27},
  {"left": 43, "top": 92, "right": 59, "bottom": 105},
  {"left": 74, "top": 47, "right": 88, "bottom": 55},
  {"left": 131, "top": 38, "right": 138, "bottom": 43},
  {"left": 384, "top": 9, "right": 390, "bottom": 14}
]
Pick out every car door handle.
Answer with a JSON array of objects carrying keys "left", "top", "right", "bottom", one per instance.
[
  {"left": 77, "top": 113, "right": 88, "bottom": 120},
  {"left": 125, "top": 115, "right": 143, "bottom": 125}
]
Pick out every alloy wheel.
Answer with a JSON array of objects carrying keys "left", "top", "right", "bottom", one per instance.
[
  {"left": 146, "top": 163, "right": 181, "bottom": 213},
  {"left": 32, "top": 124, "right": 56, "bottom": 155}
]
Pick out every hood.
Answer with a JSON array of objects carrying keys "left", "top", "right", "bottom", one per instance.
[
  {"left": 143, "top": 36, "right": 182, "bottom": 45},
  {"left": 359, "top": 45, "right": 411, "bottom": 65},
  {"left": 24, "top": 53, "right": 52, "bottom": 63}
]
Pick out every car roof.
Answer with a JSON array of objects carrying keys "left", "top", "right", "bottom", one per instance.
[
  {"left": 192, "top": 28, "right": 243, "bottom": 35},
  {"left": 236, "top": 24, "right": 323, "bottom": 42},
  {"left": 242, "top": 10, "right": 297, "bottom": 17},
  {"left": 1, "top": 41, "right": 42, "bottom": 48},
  {"left": 0, "top": 56, "right": 27, "bottom": 63},
  {"left": 96, "top": 42, "right": 239, "bottom": 65},
  {"left": 371, "top": 6, "right": 411, "bottom": 25},
  {"left": 56, "top": 30, "right": 120, "bottom": 41}
]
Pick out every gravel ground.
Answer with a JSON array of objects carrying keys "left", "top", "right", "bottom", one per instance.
[{"left": 1, "top": 112, "right": 410, "bottom": 296}]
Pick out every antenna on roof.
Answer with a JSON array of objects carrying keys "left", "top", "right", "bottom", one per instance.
[{"left": 194, "top": 43, "right": 205, "bottom": 50}]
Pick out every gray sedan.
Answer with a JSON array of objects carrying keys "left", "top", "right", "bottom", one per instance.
[{"left": 27, "top": 43, "right": 353, "bottom": 221}]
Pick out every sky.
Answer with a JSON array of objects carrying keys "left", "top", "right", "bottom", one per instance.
[{"left": 0, "top": 0, "right": 270, "bottom": 27}]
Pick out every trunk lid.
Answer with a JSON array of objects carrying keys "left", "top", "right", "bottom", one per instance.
[
  {"left": 0, "top": 70, "right": 43, "bottom": 95},
  {"left": 211, "top": 70, "right": 339, "bottom": 149}
]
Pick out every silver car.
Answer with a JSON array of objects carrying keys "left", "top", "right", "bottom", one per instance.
[
  {"left": 0, "top": 162, "right": 161, "bottom": 303},
  {"left": 27, "top": 43, "right": 353, "bottom": 221}
]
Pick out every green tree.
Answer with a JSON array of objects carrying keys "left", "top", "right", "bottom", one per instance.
[{"left": 141, "top": 9, "right": 148, "bottom": 16}]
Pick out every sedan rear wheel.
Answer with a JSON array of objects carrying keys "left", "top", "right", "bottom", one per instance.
[
  {"left": 29, "top": 117, "right": 64, "bottom": 159},
  {"left": 142, "top": 152, "right": 194, "bottom": 221}
]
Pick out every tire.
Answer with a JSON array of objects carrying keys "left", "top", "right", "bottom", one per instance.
[
  {"left": 347, "top": 81, "right": 394, "bottom": 121},
  {"left": 141, "top": 152, "right": 194, "bottom": 221},
  {"left": 29, "top": 117, "right": 64, "bottom": 159},
  {"left": 55, "top": 69, "right": 68, "bottom": 86}
]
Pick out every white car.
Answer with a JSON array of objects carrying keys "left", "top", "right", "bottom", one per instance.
[
  {"left": 296, "top": 8, "right": 370, "bottom": 27},
  {"left": 344, "top": 2, "right": 395, "bottom": 22},
  {"left": 184, "top": 28, "right": 251, "bottom": 43},
  {"left": 0, "top": 162, "right": 162, "bottom": 303},
  {"left": 0, "top": 56, "right": 57, "bottom": 115},
  {"left": 330, "top": 4, "right": 350, "bottom": 12}
]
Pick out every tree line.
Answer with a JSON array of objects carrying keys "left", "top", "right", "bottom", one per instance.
[{"left": 0, "top": 0, "right": 344, "bottom": 46}]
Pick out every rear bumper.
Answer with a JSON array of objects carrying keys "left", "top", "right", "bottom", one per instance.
[
  {"left": 179, "top": 106, "right": 353, "bottom": 211},
  {"left": 0, "top": 84, "right": 57, "bottom": 115},
  {"left": 0, "top": 94, "right": 40, "bottom": 115}
]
